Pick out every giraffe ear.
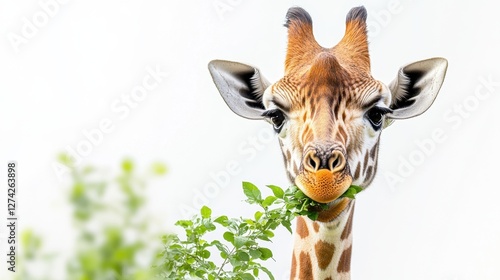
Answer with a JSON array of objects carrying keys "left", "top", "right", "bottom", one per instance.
[
  {"left": 385, "top": 57, "right": 448, "bottom": 123},
  {"left": 208, "top": 60, "right": 270, "bottom": 120}
]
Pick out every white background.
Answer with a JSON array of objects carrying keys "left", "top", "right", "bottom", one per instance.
[{"left": 1, "top": 0, "right": 500, "bottom": 279}]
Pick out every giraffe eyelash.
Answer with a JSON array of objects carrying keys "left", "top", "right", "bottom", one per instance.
[
  {"left": 262, "top": 109, "right": 282, "bottom": 118},
  {"left": 370, "top": 106, "right": 393, "bottom": 114}
]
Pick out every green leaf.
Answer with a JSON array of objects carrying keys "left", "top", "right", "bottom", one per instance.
[
  {"left": 223, "top": 231, "right": 234, "bottom": 243},
  {"left": 351, "top": 185, "right": 363, "bottom": 192},
  {"left": 294, "top": 190, "right": 307, "bottom": 199},
  {"left": 212, "top": 240, "right": 228, "bottom": 254},
  {"left": 175, "top": 220, "right": 193, "bottom": 228},
  {"left": 237, "top": 251, "right": 250, "bottom": 261},
  {"left": 220, "top": 251, "right": 228, "bottom": 259},
  {"left": 234, "top": 236, "right": 248, "bottom": 248},
  {"left": 244, "top": 218, "right": 255, "bottom": 226},
  {"left": 242, "top": 182, "right": 262, "bottom": 203},
  {"left": 200, "top": 250, "right": 211, "bottom": 259},
  {"left": 201, "top": 206, "right": 212, "bottom": 218},
  {"left": 241, "top": 273, "right": 255, "bottom": 280},
  {"left": 151, "top": 162, "right": 168, "bottom": 175},
  {"left": 214, "top": 215, "right": 228, "bottom": 226},
  {"left": 281, "top": 220, "right": 293, "bottom": 234},
  {"left": 342, "top": 189, "right": 356, "bottom": 199},
  {"left": 257, "top": 234, "right": 271, "bottom": 241},
  {"left": 262, "top": 196, "right": 277, "bottom": 207},
  {"left": 260, "top": 267, "right": 275, "bottom": 280},
  {"left": 57, "top": 152, "right": 74, "bottom": 166},
  {"left": 340, "top": 185, "right": 364, "bottom": 199},
  {"left": 121, "top": 159, "right": 134, "bottom": 173},
  {"left": 263, "top": 230, "right": 274, "bottom": 238},
  {"left": 249, "top": 249, "right": 262, "bottom": 259},
  {"left": 307, "top": 211, "right": 320, "bottom": 221},
  {"left": 254, "top": 211, "right": 263, "bottom": 221},
  {"left": 195, "top": 270, "right": 205, "bottom": 278},
  {"left": 258, "top": 247, "right": 273, "bottom": 260},
  {"left": 267, "top": 185, "right": 284, "bottom": 199}
]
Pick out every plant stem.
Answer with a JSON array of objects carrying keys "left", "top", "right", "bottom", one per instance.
[{"left": 217, "top": 246, "right": 235, "bottom": 278}]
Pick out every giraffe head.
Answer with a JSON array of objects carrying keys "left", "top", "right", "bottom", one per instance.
[{"left": 209, "top": 7, "right": 447, "bottom": 206}]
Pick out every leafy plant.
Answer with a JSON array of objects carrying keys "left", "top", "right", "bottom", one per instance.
[
  {"left": 16, "top": 230, "right": 55, "bottom": 280},
  {"left": 155, "top": 182, "right": 362, "bottom": 279},
  {"left": 17, "top": 154, "right": 363, "bottom": 280},
  {"left": 65, "top": 157, "right": 167, "bottom": 280},
  {"left": 17, "top": 156, "right": 168, "bottom": 280}
]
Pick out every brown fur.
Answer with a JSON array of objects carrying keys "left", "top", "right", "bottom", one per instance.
[
  {"left": 341, "top": 204, "right": 355, "bottom": 240},
  {"left": 296, "top": 217, "right": 310, "bottom": 239},
  {"left": 337, "top": 245, "right": 352, "bottom": 273},
  {"left": 299, "top": 251, "right": 314, "bottom": 279},
  {"left": 291, "top": 252, "right": 297, "bottom": 279},
  {"left": 313, "top": 222, "right": 320, "bottom": 232},
  {"left": 317, "top": 198, "right": 351, "bottom": 223},
  {"left": 285, "top": 8, "right": 370, "bottom": 79},
  {"left": 315, "top": 240, "right": 336, "bottom": 270}
]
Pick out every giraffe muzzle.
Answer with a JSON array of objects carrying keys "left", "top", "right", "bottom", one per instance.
[
  {"left": 303, "top": 149, "right": 346, "bottom": 173},
  {"left": 295, "top": 148, "right": 352, "bottom": 203}
]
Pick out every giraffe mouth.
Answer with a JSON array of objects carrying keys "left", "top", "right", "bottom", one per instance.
[{"left": 294, "top": 169, "right": 352, "bottom": 204}]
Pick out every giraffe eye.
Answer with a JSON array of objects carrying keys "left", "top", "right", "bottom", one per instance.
[
  {"left": 262, "top": 109, "right": 286, "bottom": 132},
  {"left": 366, "top": 107, "right": 391, "bottom": 129}
]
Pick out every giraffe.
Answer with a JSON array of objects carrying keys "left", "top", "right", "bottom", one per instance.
[{"left": 208, "top": 6, "right": 447, "bottom": 280}]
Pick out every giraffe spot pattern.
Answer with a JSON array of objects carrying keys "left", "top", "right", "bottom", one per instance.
[
  {"left": 337, "top": 245, "right": 352, "bottom": 273},
  {"left": 314, "top": 240, "right": 336, "bottom": 270},
  {"left": 296, "top": 217, "right": 309, "bottom": 239},
  {"left": 291, "top": 252, "right": 297, "bottom": 279},
  {"left": 365, "top": 166, "right": 373, "bottom": 182},
  {"left": 369, "top": 143, "right": 378, "bottom": 158},
  {"left": 293, "top": 162, "right": 300, "bottom": 177},
  {"left": 363, "top": 151, "right": 369, "bottom": 170},
  {"left": 313, "top": 222, "right": 320, "bottom": 232},
  {"left": 341, "top": 204, "right": 355, "bottom": 240},
  {"left": 354, "top": 162, "right": 361, "bottom": 179},
  {"left": 299, "top": 251, "right": 314, "bottom": 279},
  {"left": 286, "top": 171, "right": 294, "bottom": 183}
]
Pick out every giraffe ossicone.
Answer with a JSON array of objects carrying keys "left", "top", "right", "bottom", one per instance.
[{"left": 209, "top": 6, "right": 447, "bottom": 280}]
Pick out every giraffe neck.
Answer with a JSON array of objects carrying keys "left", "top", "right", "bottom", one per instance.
[{"left": 290, "top": 199, "right": 355, "bottom": 280}]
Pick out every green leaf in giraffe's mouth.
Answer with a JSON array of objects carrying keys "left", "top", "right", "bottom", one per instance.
[
  {"left": 339, "top": 185, "right": 364, "bottom": 199},
  {"left": 287, "top": 185, "right": 363, "bottom": 220}
]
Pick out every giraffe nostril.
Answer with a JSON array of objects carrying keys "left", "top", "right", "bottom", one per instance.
[
  {"left": 303, "top": 150, "right": 321, "bottom": 172},
  {"left": 329, "top": 151, "right": 346, "bottom": 173},
  {"left": 309, "top": 157, "right": 317, "bottom": 170},
  {"left": 303, "top": 149, "right": 346, "bottom": 173},
  {"left": 330, "top": 157, "right": 339, "bottom": 170}
]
